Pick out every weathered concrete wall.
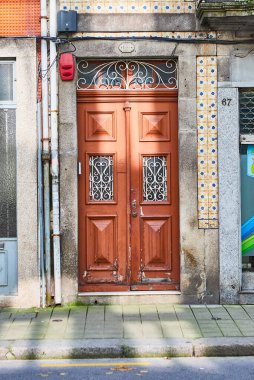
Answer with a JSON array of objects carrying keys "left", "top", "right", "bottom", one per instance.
[
  {"left": 76, "top": 13, "right": 200, "bottom": 32},
  {"left": 59, "top": 76, "right": 78, "bottom": 303},
  {"left": 177, "top": 43, "right": 219, "bottom": 304},
  {"left": 59, "top": 40, "right": 219, "bottom": 304},
  {"left": 217, "top": 45, "right": 254, "bottom": 304},
  {"left": 0, "top": 39, "right": 39, "bottom": 307},
  {"left": 218, "top": 87, "right": 240, "bottom": 304}
]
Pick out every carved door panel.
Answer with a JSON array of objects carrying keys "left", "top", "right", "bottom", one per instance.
[
  {"left": 78, "top": 100, "right": 129, "bottom": 291},
  {"left": 78, "top": 93, "right": 179, "bottom": 292},
  {"left": 129, "top": 99, "right": 179, "bottom": 290}
]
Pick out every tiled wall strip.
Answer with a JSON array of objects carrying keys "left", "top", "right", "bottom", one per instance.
[
  {"left": 197, "top": 56, "right": 218, "bottom": 229},
  {"left": 60, "top": 1, "right": 196, "bottom": 13}
]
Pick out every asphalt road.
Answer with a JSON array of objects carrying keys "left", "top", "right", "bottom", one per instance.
[{"left": 1, "top": 357, "right": 254, "bottom": 379}]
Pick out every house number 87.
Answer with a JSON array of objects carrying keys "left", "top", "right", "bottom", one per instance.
[{"left": 221, "top": 98, "right": 232, "bottom": 106}]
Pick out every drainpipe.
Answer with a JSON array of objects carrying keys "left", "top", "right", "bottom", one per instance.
[
  {"left": 37, "top": 102, "right": 46, "bottom": 308},
  {"left": 41, "top": 0, "right": 52, "bottom": 305},
  {"left": 50, "top": 0, "right": 62, "bottom": 304}
]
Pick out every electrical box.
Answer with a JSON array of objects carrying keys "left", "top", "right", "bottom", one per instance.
[
  {"left": 57, "top": 10, "right": 77, "bottom": 33},
  {"left": 59, "top": 53, "right": 75, "bottom": 81}
]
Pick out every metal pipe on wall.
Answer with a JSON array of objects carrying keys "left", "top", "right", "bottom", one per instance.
[
  {"left": 41, "top": 0, "right": 52, "bottom": 305},
  {"left": 37, "top": 102, "right": 46, "bottom": 308},
  {"left": 50, "top": 0, "right": 62, "bottom": 304}
]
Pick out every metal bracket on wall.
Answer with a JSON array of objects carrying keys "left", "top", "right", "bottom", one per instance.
[
  {"left": 42, "top": 153, "right": 50, "bottom": 161},
  {"left": 240, "top": 134, "right": 254, "bottom": 144}
]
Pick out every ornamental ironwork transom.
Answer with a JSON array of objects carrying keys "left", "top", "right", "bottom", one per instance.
[{"left": 77, "top": 60, "right": 177, "bottom": 90}]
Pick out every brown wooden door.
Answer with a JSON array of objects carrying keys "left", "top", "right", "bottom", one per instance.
[{"left": 78, "top": 91, "right": 179, "bottom": 292}]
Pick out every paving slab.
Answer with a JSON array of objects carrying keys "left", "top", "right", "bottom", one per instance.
[
  {"left": 161, "top": 322, "right": 183, "bottom": 338},
  {"left": 242, "top": 305, "right": 254, "bottom": 319},
  {"left": 207, "top": 306, "right": 232, "bottom": 320},
  {"left": 142, "top": 321, "right": 163, "bottom": 338},
  {"left": 123, "top": 305, "right": 140, "bottom": 319},
  {"left": 224, "top": 305, "right": 251, "bottom": 320},
  {"left": 157, "top": 305, "right": 178, "bottom": 321}
]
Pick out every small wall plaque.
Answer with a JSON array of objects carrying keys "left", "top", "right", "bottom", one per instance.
[{"left": 118, "top": 42, "right": 135, "bottom": 53}]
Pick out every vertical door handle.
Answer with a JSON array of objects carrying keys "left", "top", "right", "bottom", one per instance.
[
  {"left": 131, "top": 199, "right": 137, "bottom": 217},
  {"left": 131, "top": 211, "right": 138, "bottom": 218},
  {"left": 78, "top": 161, "right": 82, "bottom": 175}
]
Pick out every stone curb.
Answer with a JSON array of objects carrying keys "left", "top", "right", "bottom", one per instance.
[
  {"left": 0, "top": 338, "right": 254, "bottom": 359},
  {"left": 193, "top": 338, "right": 254, "bottom": 357}
]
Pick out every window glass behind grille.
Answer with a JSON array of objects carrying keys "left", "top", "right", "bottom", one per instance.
[
  {"left": 89, "top": 155, "right": 114, "bottom": 201},
  {"left": 239, "top": 89, "right": 254, "bottom": 135},
  {"left": 240, "top": 89, "right": 254, "bottom": 272},
  {"left": 0, "top": 63, "right": 14, "bottom": 102},
  {"left": 143, "top": 156, "right": 167, "bottom": 202},
  {"left": 0, "top": 109, "right": 16, "bottom": 238}
]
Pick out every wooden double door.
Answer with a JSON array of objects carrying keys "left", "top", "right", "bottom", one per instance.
[{"left": 78, "top": 91, "right": 179, "bottom": 291}]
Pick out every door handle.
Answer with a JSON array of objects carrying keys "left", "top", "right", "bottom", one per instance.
[
  {"left": 131, "top": 210, "right": 138, "bottom": 218},
  {"left": 131, "top": 199, "right": 137, "bottom": 217},
  {"left": 78, "top": 161, "right": 82, "bottom": 175}
]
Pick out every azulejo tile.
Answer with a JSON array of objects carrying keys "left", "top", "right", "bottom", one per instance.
[
  {"left": 197, "top": 56, "right": 218, "bottom": 229},
  {"left": 151, "top": 2, "right": 162, "bottom": 12},
  {"left": 59, "top": 0, "right": 196, "bottom": 13},
  {"left": 199, "top": 220, "right": 210, "bottom": 228},
  {"left": 208, "top": 220, "right": 218, "bottom": 228}
]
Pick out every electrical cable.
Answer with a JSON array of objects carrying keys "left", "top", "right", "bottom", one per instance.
[
  {"left": 0, "top": 35, "right": 254, "bottom": 45},
  {"left": 234, "top": 47, "right": 254, "bottom": 58},
  {"left": 54, "top": 36, "right": 254, "bottom": 45}
]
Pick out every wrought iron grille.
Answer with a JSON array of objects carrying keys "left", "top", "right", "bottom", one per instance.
[
  {"left": 77, "top": 60, "right": 177, "bottom": 90},
  {"left": 89, "top": 156, "right": 113, "bottom": 201},
  {"left": 240, "top": 89, "right": 254, "bottom": 134},
  {"left": 143, "top": 156, "right": 167, "bottom": 201},
  {"left": 0, "top": 109, "right": 16, "bottom": 237}
]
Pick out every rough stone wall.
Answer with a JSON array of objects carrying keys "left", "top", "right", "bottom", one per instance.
[
  {"left": 59, "top": 39, "right": 220, "bottom": 304},
  {"left": 57, "top": 0, "right": 254, "bottom": 305}
]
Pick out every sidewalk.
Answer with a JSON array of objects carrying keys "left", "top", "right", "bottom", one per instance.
[{"left": 1, "top": 304, "right": 254, "bottom": 359}]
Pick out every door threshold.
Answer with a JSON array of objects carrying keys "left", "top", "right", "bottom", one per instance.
[{"left": 78, "top": 290, "right": 181, "bottom": 296}]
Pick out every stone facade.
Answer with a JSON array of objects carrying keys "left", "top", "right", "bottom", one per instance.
[
  {"left": 57, "top": 0, "right": 254, "bottom": 305},
  {"left": 1, "top": 0, "right": 254, "bottom": 306}
]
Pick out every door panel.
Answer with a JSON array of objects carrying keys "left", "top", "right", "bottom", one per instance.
[
  {"left": 78, "top": 100, "right": 128, "bottom": 291},
  {"left": 142, "top": 216, "right": 172, "bottom": 272},
  {"left": 129, "top": 100, "right": 179, "bottom": 290},
  {"left": 139, "top": 111, "right": 170, "bottom": 141},
  {"left": 86, "top": 215, "right": 117, "bottom": 269},
  {"left": 78, "top": 92, "right": 179, "bottom": 292},
  {"left": 86, "top": 111, "right": 116, "bottom": 141}
]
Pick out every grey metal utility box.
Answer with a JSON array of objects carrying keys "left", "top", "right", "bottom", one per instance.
[{"left": 57, "top": 11, "right": 77, "bottom": 33}]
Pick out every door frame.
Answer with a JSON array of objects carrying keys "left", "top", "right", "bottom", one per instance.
[{"left": 77, "top": 89, "right": 179, "bottom": 292}]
